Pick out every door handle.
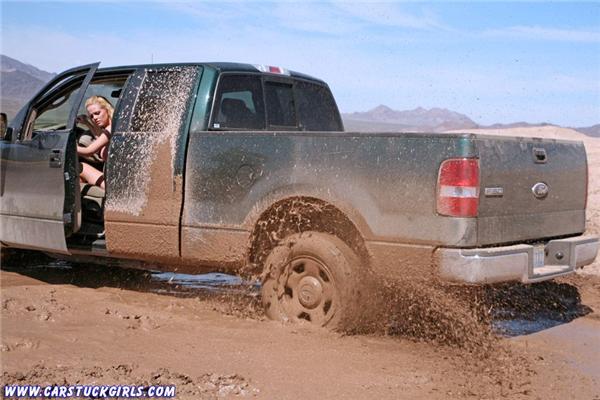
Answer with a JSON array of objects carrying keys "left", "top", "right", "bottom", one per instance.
[{"left": 49, "top": 149, "right": 63, "bottom": 168}]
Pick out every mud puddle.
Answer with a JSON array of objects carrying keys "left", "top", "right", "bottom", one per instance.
[
  {"left": 0, "top": 251, "right": 258, "bottom": 299},
  {"left": 482, "top": 281, "right": 592, "bottom": 337},
  {"left": 1, "top": 251, "right": 591, "bottom": 340},
  {"left": 151, "top": 271, "right": 258, "bottom": 295}
]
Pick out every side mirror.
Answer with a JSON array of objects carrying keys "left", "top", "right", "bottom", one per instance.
[{"left": 0, "top": 113, "right": 6, "bottom": 140}]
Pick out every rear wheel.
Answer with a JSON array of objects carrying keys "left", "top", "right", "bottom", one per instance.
[{"left": 260, "top": 232, "right": 363, "bottom": 329}]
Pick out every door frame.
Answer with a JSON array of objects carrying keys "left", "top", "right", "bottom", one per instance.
[{"left": 0, "top": 63, "right": 99, "bottom": 254}]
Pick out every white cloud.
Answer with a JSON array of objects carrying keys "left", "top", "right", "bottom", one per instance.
[
  {"left": 484, "top": 26, "right": 600, "bottom": 43},
  {"left": 158, "top": 1, "right": 264, "bottom": 23},
  {"left": 158, "top": 1, "right": 447, "bottom": 35},
  {"left": 271, "top": 2, "right": 361, "bottom": 35},
  {"left": 333, "top": 1, "right": 447, "bottom": 31}
]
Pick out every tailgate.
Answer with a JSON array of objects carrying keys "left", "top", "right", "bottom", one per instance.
[{"left": 475, "top": 136, "right": 587, "bottom": 246}]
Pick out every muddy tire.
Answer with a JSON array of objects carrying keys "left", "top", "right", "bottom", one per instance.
[{"left": 261, "top": 231, "right": 363, "bottom": 329}]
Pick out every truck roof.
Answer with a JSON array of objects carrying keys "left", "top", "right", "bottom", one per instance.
[{"left": 97, "top": 62, "right": 326, "bottom": 85}]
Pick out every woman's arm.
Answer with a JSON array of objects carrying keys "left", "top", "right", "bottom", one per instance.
[{"left": 77, "top": 132, "right": 109, "bottom": 156}]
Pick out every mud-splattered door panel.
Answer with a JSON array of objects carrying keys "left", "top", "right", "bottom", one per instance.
[{"left": 104, "top": 66, "right": 201, "bottom": 261}]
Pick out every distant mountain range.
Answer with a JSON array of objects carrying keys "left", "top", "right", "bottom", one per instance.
[
  {"left": 0, "top": 54, "right": 598, "bottom": 137},
  {"left": 575, "top": 124, "right": 600, "bottom": 137},
  {"left": 342, "top": 105, "right": 599, "bottom": 137},
  {"left": 1, "top": 54, "right": 56, "bottom": 119},
  {"left": 343, "top": 105, "right": 479, "bottom": 132}
]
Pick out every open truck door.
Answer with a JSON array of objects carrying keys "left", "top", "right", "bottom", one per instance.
[{"left": 0, "top": 63, "right": 99, "bottom": 254}]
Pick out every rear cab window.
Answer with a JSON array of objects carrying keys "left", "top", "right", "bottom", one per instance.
[
  {"left": 295, "top": 81, "right": 342, "bottom": 131},
  {"left": 211, "top": 75, "right": 265, "bottom": 130},
  {"left": 209, "top": 71, "right": 342, "bottom": 132},
  {"left": 265, "top": 81, "right": 296, "bottom": 128}
]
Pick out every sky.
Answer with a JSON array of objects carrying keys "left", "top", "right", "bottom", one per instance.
[{"left": 1, "top": 1, "right": 599, "bottom": 127}]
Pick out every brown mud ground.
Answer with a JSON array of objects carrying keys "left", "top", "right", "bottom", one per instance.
[
  {"left": 1, "top": 255, "right": 599, "bottom": 399},
  {"left": 2, "top": 129, "right": 600, "bottom": 399}
]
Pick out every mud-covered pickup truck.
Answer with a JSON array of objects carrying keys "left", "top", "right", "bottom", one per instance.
[{"left": 1, "top": 62, "right": 598, "bottom": 327}]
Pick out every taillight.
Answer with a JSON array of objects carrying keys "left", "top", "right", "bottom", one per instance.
[{"left": 437, "top": 158, "right": 480, "bottom": 217}]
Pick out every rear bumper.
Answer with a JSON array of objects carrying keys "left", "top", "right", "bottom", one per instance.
[{"left": 436, "top": 235, "right": 599, "bottom": 284}]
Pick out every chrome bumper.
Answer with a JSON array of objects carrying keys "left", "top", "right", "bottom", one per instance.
[{"left": 436, "top": 235, "right": 599, "bottom": 284}]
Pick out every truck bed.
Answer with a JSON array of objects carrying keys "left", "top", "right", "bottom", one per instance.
[{"left": 183, "top": 131, "right": 588, "bottom": 248}]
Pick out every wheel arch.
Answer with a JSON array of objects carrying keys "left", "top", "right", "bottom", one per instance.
[{"left": 246, "top": 195, "right": 372, "bottom": 274}]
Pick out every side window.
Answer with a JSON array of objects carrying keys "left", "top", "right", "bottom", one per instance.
[
  {"left": 30, "top": 86, "right": 81, "bottom": 135},
  {"left": 265, "top": 82, "right": 296, "bottom": 128},
  {"left": 295, "top": 82, "right": 342, "bottom": 131},
  {"left": 212, "top": 75, "right": 265, "bottom": 130},
  {"left": 17, "top": 66, "right": 99, "bottom": 141}
]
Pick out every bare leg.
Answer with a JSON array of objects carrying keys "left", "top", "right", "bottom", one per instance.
[{"left": 80, "top": 163, "right": 105, "bottom": 189}]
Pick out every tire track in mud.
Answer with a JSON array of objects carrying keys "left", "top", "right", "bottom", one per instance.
[{"left": 3, "top": 249, "right": 596, "bottom": 398}]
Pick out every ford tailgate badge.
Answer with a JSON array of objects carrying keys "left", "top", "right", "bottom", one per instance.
[{"left": 532, "top": 182, "right": 549, "bottom": 199}]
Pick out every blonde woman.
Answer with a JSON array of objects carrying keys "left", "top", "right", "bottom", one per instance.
[{"left": 76, "top": 96, "right": 113, "bottom": 189}]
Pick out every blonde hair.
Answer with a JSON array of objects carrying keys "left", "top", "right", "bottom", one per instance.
[{"left": 85, "top": 95, "right": 114, "bottom": 120}]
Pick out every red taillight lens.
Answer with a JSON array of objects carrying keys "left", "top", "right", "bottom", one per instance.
[{"left": 437, "top": 158, "right": 480, "bottom": 217}]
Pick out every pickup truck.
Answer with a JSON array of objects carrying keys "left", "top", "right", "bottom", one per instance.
[{"left": 1, "top": 62, "right": 598, "bottom": 328}]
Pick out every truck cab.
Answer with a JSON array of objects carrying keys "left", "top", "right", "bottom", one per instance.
[{"left": 1, "top": 62, "right": 342, "bottom": 262}]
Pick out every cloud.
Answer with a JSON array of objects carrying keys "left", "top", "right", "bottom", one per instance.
[
  {"left": 271, "top": 2, "right": 360, "bottom": 35},
  {"left": 484, "top": 26, "right": 600, "bottom": 43},
  {"left": 158, "top": 1, "right": 447, "bottom": 35},
  {"left": 333, "top": 1, "right": 447, "bottom": 31},
  {"left": 158, "top": 1, "right": 264, "bottom": 22},
  {"left": 0, "top": 22, "right": 356, "bottom": 74}
]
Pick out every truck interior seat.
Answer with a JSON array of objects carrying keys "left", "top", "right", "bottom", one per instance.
[{"left": 220, "top": 98, "right": 259, "bottom": 128}]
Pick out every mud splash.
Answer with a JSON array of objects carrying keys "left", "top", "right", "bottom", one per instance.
[
  {"left": 342, "top": 274, "right": 493, "bottom": 349},
  {"left": 106, "top": 66, "right": 198, "bottom": 216},
  {"left": 348, "top": 274, "right": 548, "bottom": 396}
]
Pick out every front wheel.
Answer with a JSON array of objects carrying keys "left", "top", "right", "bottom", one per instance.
[{"left": 260, "top": 232, "right": 363, "bottom": 329}]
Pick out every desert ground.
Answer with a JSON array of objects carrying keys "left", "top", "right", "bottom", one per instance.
[{"left": 2, "top": 126, "right": 599, "bottom": 399}]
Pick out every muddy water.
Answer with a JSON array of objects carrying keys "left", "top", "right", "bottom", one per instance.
[
  {"left": 1, "top": 251, "right": 589, "bottom": 339},
  {"left": 485, "top": 282, "right": 592, "bottom": 337},
  {"left": 3, "top": 251, "right": 599, "bottom": 398},
  {"left": 0, "top": 252, "right": 256, "bottom": 299}
]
